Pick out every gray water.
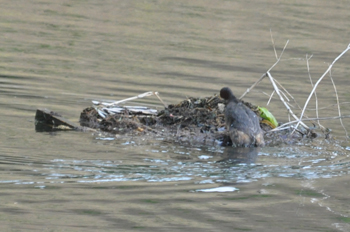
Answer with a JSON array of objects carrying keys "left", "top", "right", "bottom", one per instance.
[{"left": 1, "top": 1, "right": 350, "bottom": 231}]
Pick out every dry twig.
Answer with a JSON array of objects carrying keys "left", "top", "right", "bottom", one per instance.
[
  {"left": 237, "top": 36, "right": 349, "bottom": 137},
  {"left": 272, "top": 115, "right": 350, "bottom": 132},
  {"left": 270, "top": 29, "right": 278, "bottom": 60},
  {"left": 266, "top": 71, "right": 308, "bottom": 129},
  {"left": 305, "top": 54, "right": 324, "bottom": 130},
  {"left": 93, "top": 91, "right": 167, "bottom": 108},
  {"left": 239, "top": 40, "right": 289, "bottom": 99},
  {"left": 329, "top": 68, "right": 348, "bottom": 138},
  {"left": 293, "top": 43, "right": 350, "bottom": 133}
]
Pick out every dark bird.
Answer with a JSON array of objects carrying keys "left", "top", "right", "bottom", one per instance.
[{"left": 220, "top": 87, "right": 265, "bottom": 147}]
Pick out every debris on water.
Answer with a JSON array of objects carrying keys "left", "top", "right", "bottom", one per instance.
[
  {"left": 36, "top": 92, "right": 331, "bottom": 146},
  {"left": 80, "top": 94, "right": 233, "bottom": 145},
  {"left": 35, "top": 108, "right": 82, "bottom": 132},
  {"left": 79, "top": 93, "right": 313, "bottom": 146}
]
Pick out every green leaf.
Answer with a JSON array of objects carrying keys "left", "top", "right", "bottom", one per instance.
[{"left": 258, "top": 106, "right": 278, "bottom": 128}]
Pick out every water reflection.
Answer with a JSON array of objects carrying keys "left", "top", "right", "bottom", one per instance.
[
  {"left": 2, "top": 135, "right": 348, "bottom": 188},
  {"left": 218, "top": 146, "right": 259, "bottom": 164}
]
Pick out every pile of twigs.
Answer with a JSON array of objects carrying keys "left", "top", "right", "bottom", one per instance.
[{"left": 240, "top": 32, "right": 350, "bottom": 139}]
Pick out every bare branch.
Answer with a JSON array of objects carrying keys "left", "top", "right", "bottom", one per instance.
[
  {"left": 239, "top": 40, "right": 289, "bottom": 99},
  {"left": 329, "top": 68, "right": 348, "bottom": 139},
  {"left": 306, "top": 53, "right": 324, "bottom": 130},
  {"left": 294, "top": 43, "right": 350, "bottom": 132},
  {"left": 239, "top": 73, "right": 267, "bottom": 100},
  {"left": 270, "top": 29, "right": 278, "bottom": 60},
  {"left": 272, "top": 115, "right": 350, "bottom": 132},
  {"left": 308, "top": 102, "right": 350, "bottom": 111},
  {"left": 266, "top": 90, "right": 275, "bottom": 106},
  {"left": 154, "top": 92, "right": 168, "bottom": 108},
  {"left": 273, "top": 78, "right": 294, "bottom": 101},
  {"left": 92, "top": 91, "right": 167, "bottom": 108},
  {"left": 266, "top": 71, "right": 309, "bottom": 129}
]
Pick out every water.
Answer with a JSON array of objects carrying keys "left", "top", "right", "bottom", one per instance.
[{"left": 1, "top": 1, "right": 350, "bottom": 231}]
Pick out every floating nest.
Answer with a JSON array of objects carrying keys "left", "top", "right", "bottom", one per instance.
[{"left": 79, "top": 94, "right": 323, "bottom": 146}]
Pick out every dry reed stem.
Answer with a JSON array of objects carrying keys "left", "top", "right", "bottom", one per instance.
[
  {"left": 266, "top": 71, "right": 309, "bottom": 129},
  {"left": 273, "top": 78, "right": 294, "bottom": 101},
  {"left": 294, "top": 43, "right": 350, "bottom": 133},
  {"left": 94, "top": 91, "right": 167, "bottom": 108},
  {"left": 239, "top": 73, "right": 267, "bottom": 100},
  {"left": 300, "top": 54, "right": 326, "bottom": 130},
  {"left": 240, "top": 38, "right": 308, "bottom": 130},
  {"left": 310, "top": 102, "right": 350, "bottom": 110},
  {"left": 279, "top": 88, "right": 290, "bottom": 102},
  {"left": 239, "top": 40, "right": 289, "bottom": 99},
  {"left": 270, "top": 29, "right": 278, "bottom": 60},
  {"left": 154, "top": 92, "right": 168, "bottom": 108},
  {"left": 272, "top": 115, "right": 350, "bottom": 132},
  {"left": 329, "top": 69, "right": 348, "bottom": 138},
  {"left": 236, "top": 35, "right": 349, "bottom": 137},
  {"left": 96, "top": 91, "right": 154, "bottom": 106},
  {"left": 273, "top": 78, "right": 307, "bottom": 112},
  {"left": 266, "top": 90, "right": 275, "bottom": 106},
  {"left": 306, "top": 54, "right": 325, "bottom": 130}
]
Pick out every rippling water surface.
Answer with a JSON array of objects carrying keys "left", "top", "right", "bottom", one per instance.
[{"left": 1, "top": 1, "right": 350, "bottom": 231}]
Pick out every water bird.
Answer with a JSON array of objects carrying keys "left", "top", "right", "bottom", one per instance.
[{"left": 220, "top": 87, "right": 265, "bottom": 147}]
